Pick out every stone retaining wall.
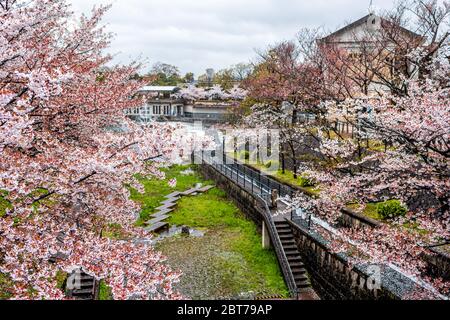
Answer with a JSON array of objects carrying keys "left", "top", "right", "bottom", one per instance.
[{"left": 286, "top": 219, "right": 424, "bottom": 300}]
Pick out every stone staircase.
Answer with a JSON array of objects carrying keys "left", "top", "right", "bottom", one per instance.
[
  {"left": 144, "top": 185, "right": 215, "bottom": 233},
  {"left": 67, "top": 269, "right": 98, "bottom": 300},
  {"left": 275, "top": 221, "right": 310, "bottom": 290}
]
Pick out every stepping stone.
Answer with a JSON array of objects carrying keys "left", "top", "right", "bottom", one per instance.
[
  {"left": 166, "top": 191, "right": 181, "bottom": 198},
  {"left": 152, "top": 208, "right": 174, "bottom": 216},
  {"left": 164, "top": 196, "right": 180, "bottom": 202},
  {"left": 180, "top": 188, "right": 198, "bottom": 196},
  {"left": 145, "top": 221, "right": 169, "bottom": 233},
  {"left": 146, "top": 215, "right": 169, "bottom": 225},
  {"left": 155, "top": 203, "right": 177, "bottom": 211},
  {"left": 198, "top": 185, "right": 215, "bottom": 192},
  {"left": 161, "top": 200, "right": 176, "bottom": 205}
]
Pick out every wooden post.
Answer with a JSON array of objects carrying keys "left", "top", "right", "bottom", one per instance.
[{"left": 270, "top": 189, "right": 278, "bottom": 209}]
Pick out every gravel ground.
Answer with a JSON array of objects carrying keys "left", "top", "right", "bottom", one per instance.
[{"left": 156, "top": 228, "right": 286, "bottom": 300}]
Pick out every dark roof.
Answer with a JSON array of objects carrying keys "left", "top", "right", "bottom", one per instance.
[{"left": 319, "top": 13, "right": 424, "bottom": 43}]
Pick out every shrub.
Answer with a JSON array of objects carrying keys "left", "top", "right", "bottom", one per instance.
[
  {"left": 377, "top": 200, "right": 407, "bottom": 220},
  {"left": 298, "top": 175, "right": 315, "bottom": 188},
  {"left": 55, "top": 270, "right": 68, "bottom": 291},
  {"left": 99, "top": 280, "right": 114, "bottom": 300}
]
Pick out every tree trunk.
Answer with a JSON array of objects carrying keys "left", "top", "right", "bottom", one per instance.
[{"left": 293, "top": 158, "right": 298, "bottom": 180}]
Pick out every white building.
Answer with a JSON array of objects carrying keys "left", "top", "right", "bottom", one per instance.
[
  {"left": 125, "top": 86, "right": 185, "bottom": 122},
  {"left": 125, "top": 86, "right": 234, "bottom": 123}
]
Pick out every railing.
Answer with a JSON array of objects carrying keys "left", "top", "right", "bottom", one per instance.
[
  {"left": 255, "top": 194, "right": 300, "bottom": 298},
  {"left": 198, "top": 151, "right": 295, "bottom": 199}
]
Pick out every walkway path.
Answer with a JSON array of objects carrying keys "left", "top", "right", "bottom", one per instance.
[{"left": 144, "top": 185, "right": 215, "bottom": 233}]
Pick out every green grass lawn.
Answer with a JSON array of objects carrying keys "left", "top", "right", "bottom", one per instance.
[
  {"left": 129, "top": 165, "right": 214, "bottom": 226},
  {"left": 158, "top": 187, "right": 288, "bottom": 298}
]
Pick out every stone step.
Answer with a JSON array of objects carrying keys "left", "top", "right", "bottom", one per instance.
[
  {"left": 161, "top": 199, "right": 178, "bottom": 205},
  {"left": 277, "top": 229, "right": 292, "bottom": 234},
  {"left": 285, "top": 250, "right": 300, "bottom": 256},
  {"left": 152, "top": 208, "right": 174, "bottom": 217},
  {"left": 282, "top": 244, "right": 298, "bottom": 250},
  {"left": 281, "top": 241, "right": 296, "bottom": 247},
  {"left": 146, "top": 215, "right": 169, "bottom": 225},
  {"left": 279, "top": 234, "right": 294, "bottom": 239},
  {"left": 180, "top": 188, "right": 199, "bottom": 196},
  {"left": 73, "top": 288, "right": 94, "bottom": 295},
  {"left": 77, "top": 274, "right": 95, "bottom": 281},
  {"left": 296, "top": 281, "right": 311, "bottom": 289},
  {"left": 164, "top": 197, "right": 181, "bottom": 202},
  {"left": 78, "top": 281, "right": 95, "bottom": 288},
  {"left": 275, "top": 225, "right": 291, "bottom": 230},
  {"left": 166, "top": 191, "right": 181, "bottom": 198},
  {"left": 198, "top": 185, "right": 215, "bottom": 192},
  {"left": 288, "top": 258, "right": 304, "bottom": 265},
  {"left": 294, "top": 273, "right": 309, "bottom": 281},
  {"left": 145, "top": 222, "right": 169, "bottom": 233},
  {"left": 291, "top": 267, "right": 307, "bottom": 274},
  {"left": 155, "top": 203, "right": 177, "bottom": 211}
]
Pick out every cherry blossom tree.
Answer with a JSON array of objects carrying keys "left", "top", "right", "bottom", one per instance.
[
  {"left": 174, "top": 84, "right": 247, "bottom": 101},
  {"left": 0, "top": 0, "right": 196, "bottom": 299},
  {"left": 293, "top": 44, "right": 450, "bottom": 297}
]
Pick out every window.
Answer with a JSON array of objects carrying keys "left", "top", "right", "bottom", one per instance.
[
  {"left": 152, "top": 105, "right": 162, "bottom": 115},
  {"left": 163, "top": 105, "right": 171, "bottom": 115}
]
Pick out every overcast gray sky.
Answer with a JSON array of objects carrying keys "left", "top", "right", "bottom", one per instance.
[{"left": 69, "top": 0, "right": 397, "bottom": 77}]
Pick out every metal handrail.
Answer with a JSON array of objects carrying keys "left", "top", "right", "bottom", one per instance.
[
  {"left": 202, "top": 152, "right": 295, "bottom": 198},
  {"left": 255, "top": 194, "right": 299, "bottom": 298}
]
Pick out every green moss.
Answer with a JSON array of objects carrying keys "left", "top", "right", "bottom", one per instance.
[
  {"left": 102, "top": 223, "right": 127, "bottom": 240},
  {"left": 377, "top": 200, "right": 407, "bottom": 220},
  {"left": 403, "top": 222, "right": 430, "bottom": 236},
  {"left": 98, "top": 280, "right": 113, "bottom": 300},
  {"left": 55, "top": 271, "right": 68, "bottom": 291},
  {"left": 129, "top": 165, "right": 213, "bottom": 226},
  {"left": 0, "top": 273, "right": 14, "bottom": 300},
  {"left": 0, "top": 196, "right": 12, "bottom": 217},
  {"left": 12, "top": 217, "right": 21, "bottom": 227},
  {"left": 0, "top": 190, "right": 13, "bottom": 217},
  {"left": 347, "top": 202, "right": 385, "bottom": 221}
]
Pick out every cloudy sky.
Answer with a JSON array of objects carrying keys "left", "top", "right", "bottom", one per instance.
[{"left": 70, "top": 0, "right": 396, "bottom": 77}]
